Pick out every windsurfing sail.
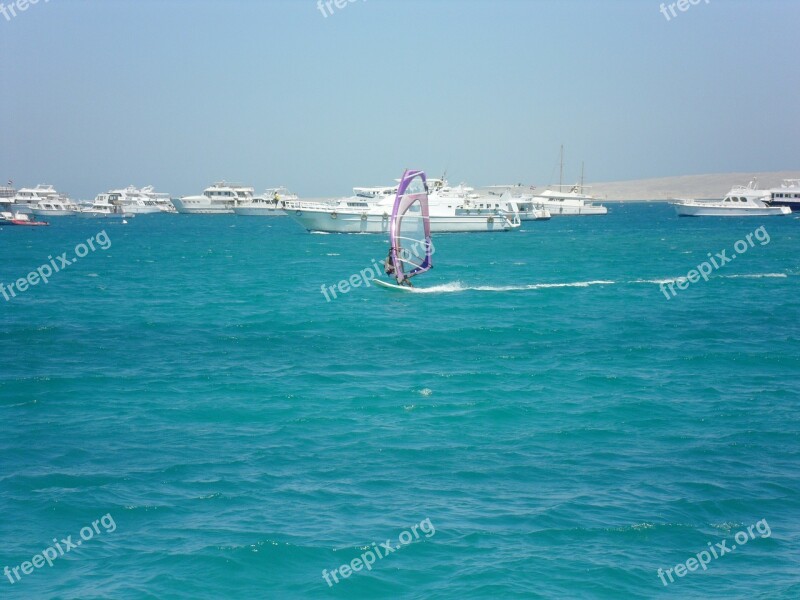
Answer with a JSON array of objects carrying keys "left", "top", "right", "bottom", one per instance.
[{"left": 387, "top": 169, "right": 433, "bottom": 285}]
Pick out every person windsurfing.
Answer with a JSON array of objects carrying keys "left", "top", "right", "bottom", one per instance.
[
  {"left": 384, "top": 249, "right": 396, "bottom": 277},
  {"left": 384, "top": 249, "right": 414, "bottom": 286}
]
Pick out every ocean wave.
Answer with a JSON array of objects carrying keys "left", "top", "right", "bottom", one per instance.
[
  {"left": 412, "top": 273, "right": 790, "bottom": 293},
  {"left": 723, "top": 273, "right": 787, "bottom": 279},
  {"left": 410, "top": 281, "right": 615, "bottom": 293},
  {"left": 632, "top": 273, "right": 788, "bottom": 285},
  {"left": 631, "top": 278, "right": 683, "bottom": 285}
]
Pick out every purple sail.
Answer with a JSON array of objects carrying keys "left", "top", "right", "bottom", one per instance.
[{"left": 389, "top": 169, "right": 433, "bottom": 284}]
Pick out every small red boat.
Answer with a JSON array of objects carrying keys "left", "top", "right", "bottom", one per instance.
[{"left": 0, "top": 211, "right": 49, "bottom": 226}]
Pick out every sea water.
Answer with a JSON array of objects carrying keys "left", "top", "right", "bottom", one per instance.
[{"left": 1, "top": 204, "right": 799, "bottom": 598}]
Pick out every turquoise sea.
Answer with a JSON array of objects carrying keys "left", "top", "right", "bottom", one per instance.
[{"left": 1, "top": 203, "right": 799, "bottom": 599}]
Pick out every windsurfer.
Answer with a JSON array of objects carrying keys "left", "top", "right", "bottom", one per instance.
[{"left": 384, "top": 250, "right": 396, "bottom": 277}]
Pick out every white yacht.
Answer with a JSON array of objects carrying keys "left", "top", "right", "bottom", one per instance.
[
  {"left": 766, "top": 179, "right": 800, "bottom": 212},
  {"left": 483, "top": 186, "right": 551, "bottom": 220},
  {"left": 79, "top": 195, "right": 133, "bottom": 219},
  {"left": 533, "top": 185, "right": 607, "bottom": 216},
  {"left": 233, "top": 187, "right": 298, "bottom": 216},
  {"left": 672, "top": 180, "right": 791, "bottom": 217},
  {"left": 31, "top": 196, "right": 81, "bottom": 217},
  {"left": 11, "top": 184, "right": 62, "bottom": 213},
  {"left": 172, "top": 182, "right": 254, "bottom": 214},
  {"left": 0, "top": 183, "right": 15, "bottom": 202},
  {"left": 106, "top": 185, "right": 175, "bottom": 215},
  {"left": 101, "top": 185, "right": 173, "bottom": 214},
  {"left": 141, "top": 186, "right": 176, "bottom": 213},
  {"left": 532, "top": 148, "right": 607, "bottom": 216},
  {"left": 287, "top": 181, "right": 520, "bottom": 233}
]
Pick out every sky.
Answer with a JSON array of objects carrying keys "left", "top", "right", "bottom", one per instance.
[{"left": 1, "top": 0, "right": 798, "bottom": 199}]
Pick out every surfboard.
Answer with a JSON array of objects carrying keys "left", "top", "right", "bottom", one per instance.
[{"left": 374, "top": 279, "right": 415, "bottom": 292}]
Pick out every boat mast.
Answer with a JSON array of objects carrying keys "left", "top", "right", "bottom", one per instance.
[
  {"left": 559, "top": 145, "right": 564, "bottom": 189},
  {"left": 580, "top": 161, "right": 584, "bottom": 193}
]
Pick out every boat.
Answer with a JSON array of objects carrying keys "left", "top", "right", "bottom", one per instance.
[
  {"left": 78, "top": 196, "right": 134, "bottom": 219},
  {"left": 140, "top": 186, "right": 176, "bottom": 213},
  {"left": 0, "top": 211, "right": 49, "bottom": 226},
  {"left": 353, "top": 185, "right": 398, "bottom": 199},
  {"left": 513, "top": 198, "right": 551, "bottom": 220},
  {"left": 98, "top": 186, "right": 172, "bottom": 214},
  {"left": 672, "top": 180, "right": 792, "bottom": 217},
  {"left": 483, "top": 186, "right": 551, "bottom": 220},
  {"left": 10, "top": 184, "right": 63, "bottom": 214},
  {"left": 766, "top": 179, "right": 800, "bottom": 212},
  {"left": 376, "top": 169, "right": 434, "bottom": 290},
  {"left": 288, "top": 196, "right": 519, "bottom": 233},
  {"left": 172, "top": 182, "right": 255, "bottom": 214},
  {"left": 233, "top": 187, "right": 298, "bottom": 216},
  {"left": 31, "top": 197, "right": 81, "bottom": 217},
  {"left": 532, "top": 149, "right": 607, "bottom": 216},
  {"left": 533, "top": 185, "right": 607, "bottom": 216},
  {"left": 287, "top": 178, "right": 520, "bottom": 233},
  {"left": 0, "top": 182, "right": 15, "bottom": 202}
]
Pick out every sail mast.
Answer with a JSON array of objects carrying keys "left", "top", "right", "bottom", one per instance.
[{"left": 559, "top": 145, "right": 564, "bottom": 189}]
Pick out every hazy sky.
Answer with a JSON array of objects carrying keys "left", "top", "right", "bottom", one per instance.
[{"left": 1, "top": 0, "right": 798, "bottom": 199}]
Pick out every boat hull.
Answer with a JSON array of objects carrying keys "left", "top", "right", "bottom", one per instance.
[
  {"left": 31, "top": 209, "right": 78, "bottom": 217},
  {"left": 0, "top": 219, "right": 48, "bottom": 226},
  {"left": 542, "top": 204, "right": 607, "bottom": 216},
  {"left": 123, "top": 205, "right": 163, "bottom": 215},
  {"left": 768, "top": 200, "right": 800, "bottom": 213},
  {"left": 171, "top": 198, "right": 234, "bottom": 214},
  {"left": 518, "top": 209, "right": 551, "bottom": 221},
  {"left": 233, "top": 207, "right": 287, "bottom": 216},
  {"left": 78, "top": 212, "right": 132, "bottom": 219},
  {"left": 674, "top": 204, "right": 791, "bottom": 217},
  {"left": 12, "top": 220, "right": 48, "bottom": 226},
  {"left": 288, "top": 210, "right": 515, "bottom": 233}
]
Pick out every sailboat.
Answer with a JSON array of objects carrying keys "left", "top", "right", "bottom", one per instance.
[{"left": 374, "top": 169, "right": 434, "bottom": 292}]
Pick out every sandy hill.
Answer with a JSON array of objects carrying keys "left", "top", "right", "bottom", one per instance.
[{"left": 586, "top": 171, "right": 800, "bottom": 201}]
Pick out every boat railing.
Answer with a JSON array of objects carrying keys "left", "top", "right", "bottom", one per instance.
[{"left": 284, "top": 199, "right": 340, "bottom": 210}]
